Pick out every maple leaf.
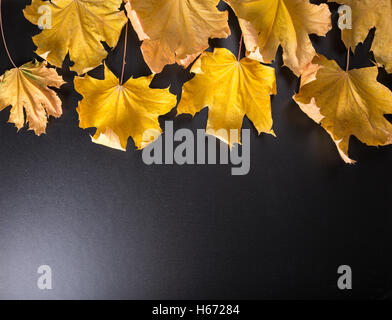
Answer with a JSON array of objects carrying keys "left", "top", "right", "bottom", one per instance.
[
  {"left": 330, "top": 0, "right": 392, "bottom": 73},
  {"left": 224, "top": 0, "right": 331, "bottom": 76},
  {"left": 125, "top": 0, "right": 230, "bottom": 73},
  {"left": 74, "top": 64, "right": 177, "bottom": 150},
  {"left": 0, "top": 60, "right": 64, "bottom": 135},
  {"left": 177, "top": 48, "right": 276, "bottom": 147},
  {"left": 23, "top": 0, "right": 127, "bottom": 75},
  {"left": 294, "top": 55, "right": 392, "bottom": 163}
]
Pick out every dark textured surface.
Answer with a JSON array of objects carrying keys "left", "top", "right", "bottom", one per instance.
[{"left": 0, "top": 0, "right": 391, "bottom": 299}]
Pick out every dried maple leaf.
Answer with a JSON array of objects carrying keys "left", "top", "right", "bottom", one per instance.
[
  {"left": 330, "top": 0, "right": 392, "bottom": 73},
  {"left": 0, "top": 60, "right": 64, "bottom": 135},
  {"left": 177, "top": 48, "right": 276, "bottom": 146},
  {"left": 125, "top": 0, "right": 230, "bottom": 73},
  {"left": 74, "top": 64, "right": 177, "bottom": 150},
  {"left": 23, "top": 0, "right": 127, "bottom": 75},
  {"left": 224, "top": 0, "right": 331, "bottom": 76},
  {"left": 294, "top": 55, "right": 392, "bottom": 163}
]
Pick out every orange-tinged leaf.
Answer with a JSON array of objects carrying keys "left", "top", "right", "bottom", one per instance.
[
  {"left": 74, "top": 65, "right": 177, "bottom": 150},
  {"left": 330, "top": 0, "right": 392, "bottom": 73},
  {"left": 294, "top": 55, "right": 392, "bottom": 163},
  {"left": 23, "top": 0, "right": 127, "bottom": 75},
  {"left": 225, "top": 0, "right": 331, "bottom": 76},
  {"left": 0, "top": 61, "right": 65, "bottom": 135},
  {"left": 125, "top": 0, "right": 230, "bottom": 73},
  {"left": 177, "top": 48, "right": 276, "bottom": 147}
]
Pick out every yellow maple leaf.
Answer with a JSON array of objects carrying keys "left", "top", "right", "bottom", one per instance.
[
  {"left": 0, "top": 60, "right": 64, "bottom": 135},
  {"left": 294, "top": 55, "right": 392, "bottom": 163},
  {"left": 225, "top": 0, "right": 331, "bottom": 76},
  {"left": 74, "top": 64, "right": 177, "bottom": 150},
  {"left": 125, "top": 0, "right": 230, "bottom": 73},
  {"left": 330, "top": 0, "right": 392, "bottom": 73},
  {"left": 23, "top": 0, "right": 127, "bottom": 75},
  {"left": 177, "top": 48, "right": 276, "bottom": 147}
]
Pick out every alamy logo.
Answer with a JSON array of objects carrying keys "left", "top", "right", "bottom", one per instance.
[
  {"left": 337, "top": 265, "right": 352, "bottom": 290},
  {"left": 338, "top": 5, "right": 352, "bottom": 30},
  {"left": 37, "top": 5, "right": 52, "bottom": 30},
  {"left": 37, "top": 265, "right": 52, "bottom": 290},
  {"left": 142, "top": 121, "right": 251, "bottom": 176}
]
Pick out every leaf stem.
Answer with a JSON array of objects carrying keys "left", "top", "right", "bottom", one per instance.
[
  {"left": 120, "top": 22, "right": 128, "bottom": 85},
  {"left": 237, "top": 34, "right": 243, "bottom": 62},
  {"left": 346, "top": 47, "right": 350, "bottom": 72},
  {"left": 0, "top": 0, "right": 17, "bottom": 68}
]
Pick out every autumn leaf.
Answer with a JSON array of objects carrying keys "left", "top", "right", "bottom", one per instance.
[
  {"left": 23, "top": 0, "right": 127, "bottom": 75},
  {"left": 74, "top": 64, "right": 177, "bottom": 150},
  {"left": 177, "top": 48, "right": 276, "bottom": 147},
  {"left": 330, "top": 0, "right": 392, "bottom": 73},
  {"left": 224, "top": 0, "right": 331, "bottom": 76},
  {"left": 0, "top": 60, "right": 64, "bottom": 135},
  {"left": 125, "top": 0, "right": 230, "bottom": 73},
  {"left": 294, "top": 55, "right": 392, "bottom": 163}
]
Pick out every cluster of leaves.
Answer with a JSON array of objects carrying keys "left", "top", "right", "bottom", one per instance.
[{"left": 1, "top": 0, "right": 392, "bottom": 163}]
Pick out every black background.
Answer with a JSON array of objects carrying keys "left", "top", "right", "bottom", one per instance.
[{"left": 0, "top": 0, "right": 392, "bottom": 300}]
